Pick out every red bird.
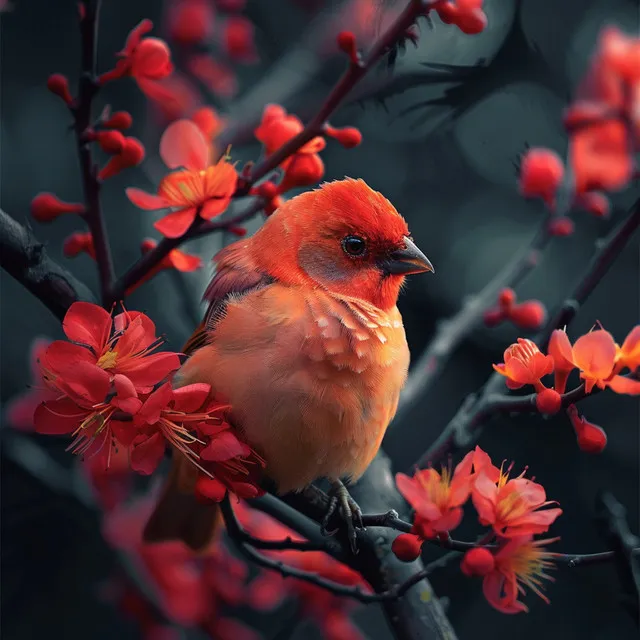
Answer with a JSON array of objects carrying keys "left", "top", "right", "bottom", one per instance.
[{"left": 144, "top": 178, "right": 433, "bottom": 551}]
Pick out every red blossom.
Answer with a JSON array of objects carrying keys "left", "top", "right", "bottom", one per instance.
[
  {"left": 396, "top": 459, "right": 472, "bottom": 538},
  {"left": 101, "top": 20, "right": 174, "bottom": 100},
  {"left": 482, "top": 535, "right": 557, "bottom": 614},
  {"left": 47, "top": 73, "right": 73, "bottom": 104},
  {"left": 126, "top": 120, "right": 237, "bottom": 238},
  {"left": 63, "top": 232, "right": 96, "bottom": 259},
  {"left": 471, "top": 459, "right": 562, "bottom": 538},
  {"left": 4, "top": 338, "right": 56, "bottom": 431},
  {"left": 493, "top": 338, "right": 554, "bottom": 391},
  {"left": 223, "top": 16, "right": 258, "bottom": 63},
  {"left": 31, "top": 192, "right": 85, "bottom": 222}
]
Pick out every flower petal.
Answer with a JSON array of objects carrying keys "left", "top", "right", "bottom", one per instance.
[
  {"left": 118, "top": 352, "right": 181, "bottom": 388},
  {"left": 171, "top": 383, "right": 211, "bottom": 413},
  {"left": 62, "top": 302, "right": 112, "bottom": 351},
  {"left": 201, "top": 430, "right": 250, "bottom": 461},
  {"left": 34, "top": 397, "right": 87, "bottom": 434},
  {"left": 606, "top": 375, "right": 640, "bottom": 395},
  {"left": 154, "top": 207, "right": 197, "bottom": 238},
  {"left": 136, "top": 382, "right": 174, "bottom": 425},
  {"left": 160, "top": 119, "right": 209, "bottom": 172},
  {"left": 572, "top": 330, "right": 617, "bottom": 379},
  {"left": 131, "top": 432, "right": 166, "bottom": 475},
  {"left": 548, "top": 329, "right": 575, "bottom": 371},
  {"left": 126, "top": 187, "right": 169, "bottom": 210}
]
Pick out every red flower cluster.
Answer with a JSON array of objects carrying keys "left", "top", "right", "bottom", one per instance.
[
  {"left": 32, "top": 302, "right": 263, "bottom": 495},
  {"left": 395, "top": 446, "right": 561, "bottom": 613},
  {"left": 238, "top": 503, "right": 370, "bottom": 640},
  {"left": 520, "top": 28, "right": 639, "bottom": 219},
  {"left": 127, "top": 119, "right": 237, "bottom": 238},
  {"left": 484, "top": 288, "right": 547, "bottom": 331},
  {"left": 103, "top": 498, "right": 259, "bottom": 640}
]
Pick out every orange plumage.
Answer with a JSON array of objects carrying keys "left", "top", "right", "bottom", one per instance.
[{"left": 144, "top": 178, "right": 433, "bottom": 550}]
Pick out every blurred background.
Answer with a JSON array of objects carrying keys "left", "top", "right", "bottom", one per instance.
[{"left": 1, "top": 0, "right": 639, "bottom": 639}]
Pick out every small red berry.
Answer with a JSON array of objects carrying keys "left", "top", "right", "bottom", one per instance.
[
  {"left": 461, "top": 547, "right": 495, "bottom": 577},
  {"left": 391, "top": 533, "right": 423, "bottom": 562}
]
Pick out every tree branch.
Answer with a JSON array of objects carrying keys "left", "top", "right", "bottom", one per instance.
[
  {"left": 0, "top": 209, "right": 97, "bottom": 319},
  {"left": 413, "top": 199, "right": 640, "bottom": 468},
  {"left": 75, "top": 0, "right": 115, "bottom": 305}
]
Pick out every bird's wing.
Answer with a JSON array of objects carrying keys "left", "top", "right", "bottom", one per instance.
[{"left": 183, "top": 240, "right": 274, "bottom": 355}]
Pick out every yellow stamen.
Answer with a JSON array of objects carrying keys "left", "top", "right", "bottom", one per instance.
[{"left": 97, "top": 349, "right": 118, "bottom": 369}]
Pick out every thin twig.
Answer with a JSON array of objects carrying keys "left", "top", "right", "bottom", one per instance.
[
  {"left": 107, "top": 199, "right": 265, "bottom": 304},
  {"left": 75, "top": 0, "right": 115, "bottom": 305},
  {"left": 413, "top": 199, "right": 640, "bottom": 468},
  {"left": 0, "top": 209, "right": 97, "bottom": 319},
  {"left": 239, "top": 0, "right": 432, "bottom": 192}
]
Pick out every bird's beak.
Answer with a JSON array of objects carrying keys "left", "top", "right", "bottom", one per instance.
[{"left": 382, "top": 236, "right": 435, "bottom": 275}]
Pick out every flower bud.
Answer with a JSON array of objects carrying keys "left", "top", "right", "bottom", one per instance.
[
  {"left": 228, "top": 225, "right": 247, "bottom": 237},
  {"left": 509, "top": 300, "right": 547, "bottom": 330},
  {"left": 140, "top": 238, "right": 157, "bottom": 254},
  {"left": 324, "top": 125, "right": 363, "bottom": 149},
  {"left": 535, "top": 388, "right": 562, "bottom": 415},
  {"left": 461, "top": 547, "right": 495, "bottom": 577},
  {"left": 98, "top": 138, "right": 145, "bottom": 180},
  {"left": 568, "top": 405, "right": 607, "bottom": 454},
  {"left": 548, "top": 217, "right": 574, "bottom": 237},
  {"left": 391, "top": 533, "right": 423, "bottom": 562},
  {"left": 278, "top": 153, "right": 324, "bottom": 193},
  {"left": 63, "top": 232, "right": 95, "bottom": 259},
  {"left": 337, "top": 31, "right": 358, "bottom": 63},
  {"left": 519, "top": 149, "right": 565, "bottom": 207},
  {"left": 498, "top": 287, "right": 516, "bottom": 309},
  {"left": 31, "top": 193, "right": 85, "bottom": 222},
  {"left": 102, "top": 111, "right": 133, "bottom": 130},
  {"left": 47, "top": 73, "right": 73, "bottom": 104},
  {"left": 169, "top": 0, "right": 214, "bottom": 45},
  {"left": 223, "top": 16, "right": 257, "bottom": 63},
  {"left": 96, "top": 130, "right": 126, "bottom": 154},
  {"left": 191, "top": 106, "right": 224, "bottom": 140},
  {"left": 575, "top": 192, "right": 610, "bottom": 218},
  {"left": 195, "top": 476, "right": 227, "bottom": 503}
]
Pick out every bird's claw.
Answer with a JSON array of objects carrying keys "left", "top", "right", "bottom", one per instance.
[{"left": 320, "top": 480, "right": 365, "bottom": 554}]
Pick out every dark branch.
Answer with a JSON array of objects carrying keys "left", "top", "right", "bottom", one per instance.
[
  {"left": 75, "top": 0, "right": 115, "bottom": 305},
  {"left": 0, "top": 209, "right": 97, "bottom": 319}
]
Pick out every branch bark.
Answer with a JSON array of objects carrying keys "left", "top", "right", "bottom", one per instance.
[{"left": 0, "top": 209, "right": 97, "bottom": 319}]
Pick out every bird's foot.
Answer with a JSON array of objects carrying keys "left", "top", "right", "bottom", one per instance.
[{"left": 320, "top": 480, "right": 365, "bottom": 554}]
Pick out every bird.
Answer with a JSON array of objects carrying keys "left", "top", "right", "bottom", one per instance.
[{"left": 143, "top": 177, "right": 434, "bottom": 553}]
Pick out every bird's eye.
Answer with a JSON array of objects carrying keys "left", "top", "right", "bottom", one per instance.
[{"left": 341, "top": 235, "right": 367, "bottom": 257}]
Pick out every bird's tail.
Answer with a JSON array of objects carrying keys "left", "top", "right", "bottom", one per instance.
[{"left": 142, "top": 322, "right": 222, "bottom": 552}]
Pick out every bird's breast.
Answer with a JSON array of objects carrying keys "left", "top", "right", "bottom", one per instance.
[{"left": 178, "top": 286, "right": 410, "bottom": 492}]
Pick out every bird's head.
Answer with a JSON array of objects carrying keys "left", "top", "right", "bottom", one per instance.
[{"left": 251, "top": 178, "right": 433, "bottom": 310}]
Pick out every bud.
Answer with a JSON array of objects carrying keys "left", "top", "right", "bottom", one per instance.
[
  {"left": 63, "top": 232, "right": 96, "bottom": 259},
  {"left": 169, "top": 0, "right": 214, "bottom": 45},
  {"left": 568, "top": 405, "right": 607, "bottom": 454},
  {"left": 391, "top": 533, "right": 423, "bottom": 562},
  {"left": 31, "top": 193, "right": 85, "bottom": 222},
  {"left": 194, "top": 476, "right": 227, "bottom": 503},
  {"left": 498, "top": 287, "right": 516, "bottom": 309},
  {"left": 509, "top": 300, "right": 547, "bottom": 330},
  {"left": 278, "top": 153, "right": 324, "bottom": 193},
  {"left": 324, "top": 125, "right": 362, "bottom": 149},
  {"left": 575, "top": 192, "right": 610, "bottom": 218},
  {"left": 460, "top": 548, "right": 495, "bottom": 577},
  {"left": 192, "top": 106, "right": 224, "bottom": 140},
  {"left": 228, "top": 225, "right": 247, "bottom": 237},
  {"left": 547, "top": 217, "right": 574, "bottom": 237},
  {"left": 519, "top": 148, "right": 565, "bottom": 207},
  {"left": 98, "top": 138, "right": 145, "bottom": 180},
  {"left": 47, "top": 73, "right": 73, "bottom": 105},
  {"left": 140, "top": 238, "right": 157, "bottom": 254},
  {"left": 337, "top": 31, "right": 358, "bottom": 64},
  {"left": 102, "top": 111, "right": 133, "bottom": 130},
  {"left": 535, "top": 388, "right": 562, "bottom": 415},
  {"left": 96, "top": 130, "right": 126, "bottom": 154},
  {"left": 223, "top": 16, "right": 257, "bottom": 63}
]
